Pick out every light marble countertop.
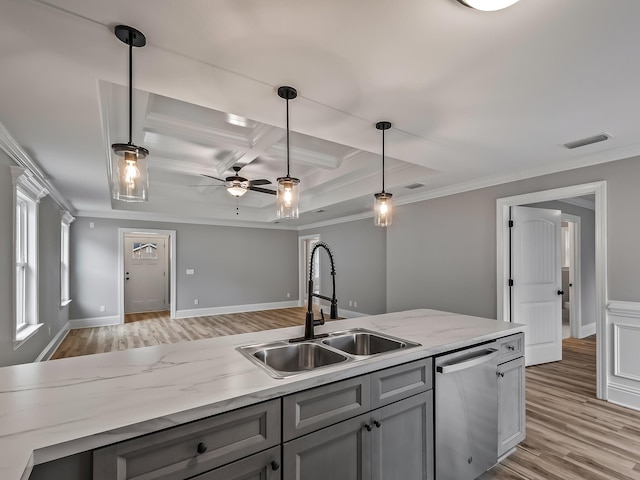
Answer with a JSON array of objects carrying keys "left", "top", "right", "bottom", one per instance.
[{"left": 0, "top": 309, "right": 525, "bottom": 480}]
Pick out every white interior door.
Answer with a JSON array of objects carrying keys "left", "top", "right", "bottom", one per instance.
[
  {"left": 511, "top": 206, "right": 562, "bottom": 366},
  {"left": 124, "top": 235, "right": 168, "bottom": 313}
]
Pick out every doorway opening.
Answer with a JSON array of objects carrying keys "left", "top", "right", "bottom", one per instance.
[
  {"left": 299, "top": 235, "right": 320, "bottom": 308},
  {"left": 118, "top": 228, "right": 177, "bottom": 323},
  {"left": 496, "top": 181, "right": 607, "bottom": 400}
]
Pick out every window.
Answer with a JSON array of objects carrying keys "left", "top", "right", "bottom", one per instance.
[
  {"left": 61, "top": 212, "right": 74, "bottom": 306},
  {"left": 11, "top": 166, "right": 47, "bottom": 348}
]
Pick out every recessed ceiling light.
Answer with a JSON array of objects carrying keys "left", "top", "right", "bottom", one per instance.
[{"left": 457, "top": 0, "right": 520, "bottom": 11}]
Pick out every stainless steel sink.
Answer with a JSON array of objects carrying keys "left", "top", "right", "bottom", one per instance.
[
  {"left": 237, "top": 328, "right": 421, "bottom": 379},
  {"left": 238, "top": 341, "right": 349, "bottom": 378},
  {"left": 322, "top": 329, "right": 421, "bottom": 356}
]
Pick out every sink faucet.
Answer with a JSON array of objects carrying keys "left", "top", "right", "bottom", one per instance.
[{"left": 291, "top": 241, "right": 338, "bottom": 342}]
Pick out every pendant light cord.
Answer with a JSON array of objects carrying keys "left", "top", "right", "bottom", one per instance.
[
  {"left": 286, "top": 97, "right": 290, "bottom": 177},
  {"left": 128, "top": 34, "right": 133, "bottom": 146},
  {"left": 381, "top": 128, "right": 386, "bottom": 193}
]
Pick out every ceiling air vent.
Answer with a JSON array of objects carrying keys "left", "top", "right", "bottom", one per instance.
[
  {"left": 563, "top": 133, "right": 610, "bottom": 150},
  {"left": 404, "top": 182, "right": 426, "bottom": 190}
]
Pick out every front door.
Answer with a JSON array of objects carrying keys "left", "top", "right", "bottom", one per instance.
[
  {"left": 511, "top": 206, "right": 562, "bottom": 366},
  {"left": 124, "top": 235, "right": 168, "bottom": 314}
]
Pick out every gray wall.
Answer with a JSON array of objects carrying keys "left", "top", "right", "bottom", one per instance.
[
  {"left": 300, "top": 218, "right": 387, "bottom": 316},
  {"left": 70, "top": 217, "right": 299, "bottom": 319},
  {"left": 387, "top": 155, "right": 640, "bottom": 318},
  {"left": 525, "top": 200, "right": 596, "bottom": 328},
  {"left": 0, "top": 153, "right": 69, "bottom": 367}
]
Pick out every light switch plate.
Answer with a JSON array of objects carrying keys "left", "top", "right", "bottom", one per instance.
[{"left": 186, "top": 269, "right": 195, "bottom": 275}]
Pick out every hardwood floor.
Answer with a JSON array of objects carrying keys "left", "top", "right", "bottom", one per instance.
[
  {"left": 50, "top": 307, "right": 323, "bottom": 360},
  {"left": 51, "top": 315, "right": 640, "bottom": 479},
  {"left": 480, "top": 335, "right": 640, "bottom": 480}
]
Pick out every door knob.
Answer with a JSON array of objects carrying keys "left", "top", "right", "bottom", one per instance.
[
  {"left": 373, "top": 420, "right": 381, "bottom": 428},
  {"left": 270, "top": 461, "right": 280, "bottom": 471},
  {"left": 557, "top": 290, "right": 564, "bottom": 296},
  {"left": 364, "top": 424, "right": 372, "bottom": 432}
]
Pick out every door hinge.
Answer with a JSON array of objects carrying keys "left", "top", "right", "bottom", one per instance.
[
  {"left": 508, "top": 220, "right": 514, "bottom": 228},
  {"left": 508, "top": 279, "right": 514, "bottom": 287}
]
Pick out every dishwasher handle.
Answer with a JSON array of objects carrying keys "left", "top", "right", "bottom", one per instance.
[{"left": 436, "top": 348, "right": 498, "bottom": 374}]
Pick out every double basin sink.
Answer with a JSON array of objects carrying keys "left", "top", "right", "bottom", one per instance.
[{"left": 237, "top": 328, "right": 421, "bottom": 378}]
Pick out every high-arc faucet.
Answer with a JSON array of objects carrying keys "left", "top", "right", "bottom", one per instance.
[{"left": 291, "top": 241, "right": 338, "bottom": 342}]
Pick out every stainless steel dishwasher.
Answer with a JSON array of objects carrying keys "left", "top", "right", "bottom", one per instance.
[{"left": 435, "top": 341, "right": 499, "bottom": 480}]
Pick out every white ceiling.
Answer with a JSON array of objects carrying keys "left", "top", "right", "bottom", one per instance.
[{"left": 2, "top": 0, "right": 640, "bottom": 228}]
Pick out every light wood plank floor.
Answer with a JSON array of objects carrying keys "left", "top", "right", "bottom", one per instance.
[
  {"left": 50, "top": 307, "right": 325, "bottom": 360},
  {"left": 51, "top": 314, "right": 640, "bottom": 479}
]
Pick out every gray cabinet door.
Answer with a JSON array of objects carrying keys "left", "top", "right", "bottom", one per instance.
[
  {"left": 191, "top": 446, "right": 281, "bottom": 480},
  {"left": 371, "top": 391, "right": 434, "bottom": 480},
  {"left": 497, "top": 356, "right": 526, "bottom": 457},
  {"left": 283, "top": 413, "right": 372, "bottom": 480}
]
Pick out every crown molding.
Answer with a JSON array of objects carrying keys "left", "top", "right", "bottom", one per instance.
[{"left": 0, "top": 122, "right": 74, "bottom": 212}]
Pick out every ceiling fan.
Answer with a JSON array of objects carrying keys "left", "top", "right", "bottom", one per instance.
[{"left": 199, "top": 166, "right": 276, "bottom": 197}]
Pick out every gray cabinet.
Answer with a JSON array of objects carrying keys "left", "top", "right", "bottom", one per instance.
[
  {"left": 497, "top": 333, "right": 526, "bottom": 458},
  {"left": 192, "top": 446, "right": 281, "bottom": 480},
  {"left": 283, "top": 359, "right": 434, "bottom": 480},
  {"left": 93, "top": 399, "right": 280, "bottom": 480},
  {"left": 371, "top": 391, "right": 433, "bottom": 480}
]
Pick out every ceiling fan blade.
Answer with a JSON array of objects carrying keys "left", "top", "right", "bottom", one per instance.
[
  {"left": 248, "top": 186, "right": 277, "bottom": 195},
  {"left": 248, "top": 179, "right": 272, "bottom": 186},
  {"left": 202, "top": 174, "right": 227, "bottom": 182}
]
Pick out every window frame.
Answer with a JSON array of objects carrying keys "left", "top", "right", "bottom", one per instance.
[
  {"left": 11, "top": 166, "right": 47, "bottom": 349},
  {"left": 60, "top": 211, "right": 74, "bottom": 306}
]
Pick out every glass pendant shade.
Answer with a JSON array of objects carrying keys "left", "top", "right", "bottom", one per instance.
[
  {"left": 111, "top": 143, "right": 149, "bottom": 202},
  {"left": 457, "top": 0, "right": 520, "bottom": 11},
  {"left": 374, "top": 192, "right": 393, "bottom": 227},
  {"left": 276, "top": 176, "right": 300, "bottom": 219}
]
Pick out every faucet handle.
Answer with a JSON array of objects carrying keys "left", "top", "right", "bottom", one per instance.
[{"left": 314, "top": 309, "right": 325, "bottom": 326}]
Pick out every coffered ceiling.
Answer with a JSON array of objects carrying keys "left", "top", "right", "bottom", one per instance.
[{"left": 2, "top": 0, "right": 640, "bottom": 228}]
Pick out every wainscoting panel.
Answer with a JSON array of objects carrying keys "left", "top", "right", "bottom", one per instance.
[{"left": 607, "top": 301, "right": 640, "bottom": 411}]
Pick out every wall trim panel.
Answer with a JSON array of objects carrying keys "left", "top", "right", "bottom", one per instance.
[{"left": 175, "top": 301, "right": 299, "bottom": 319}]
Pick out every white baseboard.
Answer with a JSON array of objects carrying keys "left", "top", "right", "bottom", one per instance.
[
  {"left": 175, "top": 301, "right": 300, "bottom": 319},
  {"left": 607, "top": 382, "right": 640, "bottom": 412},
  {"left": 337, "top": 309, "right": 369, "bottom": 318},
  {"left": 68, "top": 315, "right": 121, "bottom": 329},
  {"left": 34, "top": 323, "right": 70, "bottom": 362},
  {"left": 577, "top": 322, "right": 596, "bottom": 339}
]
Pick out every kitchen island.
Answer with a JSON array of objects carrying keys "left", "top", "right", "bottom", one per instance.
[{"left": 0, "top": 309, "right": 525, "bottom": 480}]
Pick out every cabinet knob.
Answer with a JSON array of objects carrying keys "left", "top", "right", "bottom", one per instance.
[
  {"left": 497, "top": 372, "right": 505, "bottom": 378},
  {"left": 373, "top": 420, "right": 381, "bottom": 428},
  {"left": 364, "top": 423, "right": 372, "bottom": 432},
  {"left": 270, "top": 461, "right": 280, "bottom": 471},
  {"left": 507, "top": 345, "right": 515, "bottom": 351},
  {"left": 196, "top": 442, "right": 208, "bottom": 454}
]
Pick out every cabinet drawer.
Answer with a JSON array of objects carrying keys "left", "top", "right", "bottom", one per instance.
[
  {"left": 93, "top": 399, "right": 280, "bottom": 480},
  {"left": 191, "top": 446, "right": 281, "bottom": 480},
  {"left": 498, "top": 333, "right": 524, "bottom": 364},
  {"left": 283, "top": 375, "right": 370, "bottom": 441},
  {"left": 370, "top": 358, "right": 432, "bottom": 409}
]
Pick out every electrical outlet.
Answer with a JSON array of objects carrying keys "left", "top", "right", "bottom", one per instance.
[
  {"left": 99, "top": 305, "right": 106, "bottom": 312},
  {"left": 186, "top": 269, "right": 195, "bottom": 275},
  {"left": 287, "top": 292, "right": 291, "bottom": 298},
  {"left": 349, "top": 300, "right": 353, "bottom": 307},
  {"left": 194, "top": 299, "right": 199, "bottom": 305},
  {"left": 89, "top": 222, "right": 95, "bottom": 229},
  {"left": 354, "top": 301, "right": 358, "bottom": 308}
]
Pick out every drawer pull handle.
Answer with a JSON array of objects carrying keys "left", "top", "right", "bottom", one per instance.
[
  {"left": 507, "top": 345, "right": 515, "bottom": 351},
  {"left": 271, "top": 461, "right": 280, "bottom": 471},
  {"left": 373, "top": 420, "right": 381, "bottom": 428},
  {"left": 196, "top": 442, "right": 208, "bottom": 454},
  {"left": 497, "top": 372, "right": 505, "bottom": 378},
  {"left": 364, "top": 423, "right": 372, "bottom": 432}
]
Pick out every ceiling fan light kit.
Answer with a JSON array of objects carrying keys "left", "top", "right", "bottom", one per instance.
[
  {"left": 276, "top": 86, "right": 301, "bottom": 220},
  {"left": 111, "top": 25, "right": 149, "bottom": 203},
  {"left": 456, "top": 0, "right": 520, "bottom": 11},
  {"left": 374, "top": 121, "right": 393, "bottom": 227}
]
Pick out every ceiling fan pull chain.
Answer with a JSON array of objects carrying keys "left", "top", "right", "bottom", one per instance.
[{"left": 236, "top": 197, "right": 239, "bottom": 215}]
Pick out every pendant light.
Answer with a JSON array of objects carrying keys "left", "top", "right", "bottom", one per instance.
[
  {"left": 374, "top": 121, "right": 393, "bottom": 227},
  {"left": 111, "top": 25, "right": 149, "bottom": 202},
  {"left": 276, "top": 86, "right": 300, "bottom": 219},
  {"left": 457, "top": 0, "right": 520, "bottom": 11}
]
